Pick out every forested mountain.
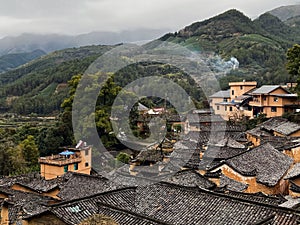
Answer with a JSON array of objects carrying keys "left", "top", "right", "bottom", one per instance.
[
  {"left": 160, "top": 9, "right": 300, "bottom": 89},
  {"left": 0, "top": 49, "right": 45, "bottom": 73},
  {"left": 0, "top": 45, "right": 115, "bottom": 115}
]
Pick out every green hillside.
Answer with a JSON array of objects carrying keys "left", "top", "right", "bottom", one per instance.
[
  {"left": 0, "top": 45, "right": 114, "bottom": 115},
  {"left": 0, "top": 49, "right": 45, "bottom": 73},
  {"left": 160, "top": 9, "right": 300, "bottom": 88}
]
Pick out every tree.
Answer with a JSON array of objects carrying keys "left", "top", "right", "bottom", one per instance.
[
  {"left": 286, "top": 44, "right": 300, "bottom": 94},
  {"left": 18, "top": 135, "right": 40, "bottom": 171},
  {"left": 287, "top": 44, "right": 300, "bottom": 77},
  {"left": 116, "top": 152, "right": 131, "bottom": 164}
]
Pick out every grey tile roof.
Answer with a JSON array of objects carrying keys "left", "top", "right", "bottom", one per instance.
[
  {"left": 95, "top": 187, "right": 137, "bottom": 212},
  {"left": 135, "top": 182, "right": 300, "bottom": 225},
  {"left": 219, "top": 175, "right": 248, "bottom": 192},
  {"left": 226, "top": 143, "right": 293, "bottom": 187},
  {"left": 198, "top": 160, "right": 223, "bottom": 171},
  {"left": 50, "top": 187, "right": 139, "bottom": 225},
  {"left": 97, "top": 203, "right": 170, "bottom": 225},
  {"left": 274, "top": 121, "right": 300, "bottom": 136},
  {"left": 204, "top": 146, "right": 247, "bottom": 160},
  {"left": 259, "top": 117, "right": 288, "bottom": 131},
  {"left": 200, "top": 123, "right": 246, "bottom": 132},
  {"left": 57, "top": 173, "right": 121, "bottom": 201},
  {"left": 260, "top": 136, "right": 300, "bottom": 151},
  {"left": 246, "top": 126, "right": 272, "bottom": 137},
  {"left": 218, "top": 190, "right": 286, "bottom": 206},
  {"left": 211, "top": 136, "right": 245, "bottom": 148},
  {"left": 37, "top": 186, "right": 168, "bottom": 225},
  {"left": 209, "top": 90, "right": 230, "bottom": 98},
  {"left": 185, "top": 131, "right": 210, "bottom": 143},
  {"left": 251, "top": 85, "right": 281, "bottom": 94},
  {"left": 0, "top": 173, "right": 41, "bottom": 188},
  {"left": 173, "top": 140, "right": 198, "bottom": 150},
  {"left": 184, "top": 149, "right": 202, "bottom": 169},
  {"left": 234, "top": 94, "right": 252, "bottom": 102},
  {"left": 187, "top": 114, "right": 225, "bottom": 124},
  {"left": 186, "top": 131, "right": 245, "bottom": 146},
  {"left": 108, "top": 171, "right": 154, "bottom": 187},
  {"left": 248, "top": 117, "right": 300, "bottom": 137},
  {"left": 15, "top": 178, "right": 59, "bottom": 193},
  {"left": 284, "top": 163, "right": 300, "bottom": 180},
  {"left": 203, "top": 137, "right": 247, "bottom": 160},
  {"left": 279, "top": 196, "right": 300, "bottom": 209},
  {"left": 163, "top": 169, "right": 216, "bottom": 189},
  {"left": 0, "top": 187, "right": 56, "bottom": 225},
  {"left": 18, "top": 178, "right": 299, "bottom": 225}
]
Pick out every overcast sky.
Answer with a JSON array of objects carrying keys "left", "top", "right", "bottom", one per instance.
[{"left": 0, "top": 0, "right": 299, "bottom": 38}]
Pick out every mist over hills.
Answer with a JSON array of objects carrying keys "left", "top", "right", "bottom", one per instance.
[
  {"left": 0, "top": 29, "right": 167, "bottom": 73},
  {"left": 0, "top": 49, "right": 46, "bottom": 73},
  {"left": 0, "top": 28, "right": 168, "bottom": 56}
]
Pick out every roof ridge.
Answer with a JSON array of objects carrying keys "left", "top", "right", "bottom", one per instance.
[
  {"left": 96, "top": 201, "right": 173, "bottom": 225},
  {"left": 51, "top": 186, "right": 137, "bottom": 207},
  {"left": 145, "top": 182, "right": 300, "bottom": 213}
]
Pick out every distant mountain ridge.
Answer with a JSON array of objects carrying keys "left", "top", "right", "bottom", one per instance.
[
  {"left": 0, "top": 49, "right": 46, "bottom": 73},
  {"left": 0, "top": 29, "right": 168, "bottom": 56},
  {"left": 0, "top": 45, "right": 114, "bottom": 114},
  {"left": 268, "top": 5, "right": 300, "bottom": 21}
]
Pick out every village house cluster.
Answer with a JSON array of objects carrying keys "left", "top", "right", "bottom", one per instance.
[
  {"left": 209, "top": 81, "right": 299, "bottom": 120},
  {"left": 2, "top": 82, "right": 300, "bottom": 224}
]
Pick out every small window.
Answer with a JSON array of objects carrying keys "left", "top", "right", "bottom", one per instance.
[
  {"left": 64, "top": 165, "right": 68, "bottom": 173},
  {"left": 85, "top": 149, "right": 89, "bottom": 156},
  {"left": 232, "top": 90, "right": 234, "bottom": 95},
  {"left": 274, "top": 97, "right": 278, "bottom": 102},
  {"left": 271, "top": 107, "right": 277, "bottom": 112},
  {"left": 263, "top": 96, "right": 266, "bottom": 101},
  {"left": 74, "top": 163, "right": 78, "bottom": 171},
  {"left": 225, "top": 106, "right": 227, "bottom": 111},
  {"left": 216, "top": 106, "right": 220, "bottom": 111},
  {"left": 229, "top": 106, "right": 233, "bottom": 112},
  {"left": 85, "top": 162, "right": 89, "bottom": 167},
  {"left": 223, "top": 98, "right": 228, "bottom": 102},
  {"left": 240, "top": 86, "right": 243, "bottom": 90}
]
